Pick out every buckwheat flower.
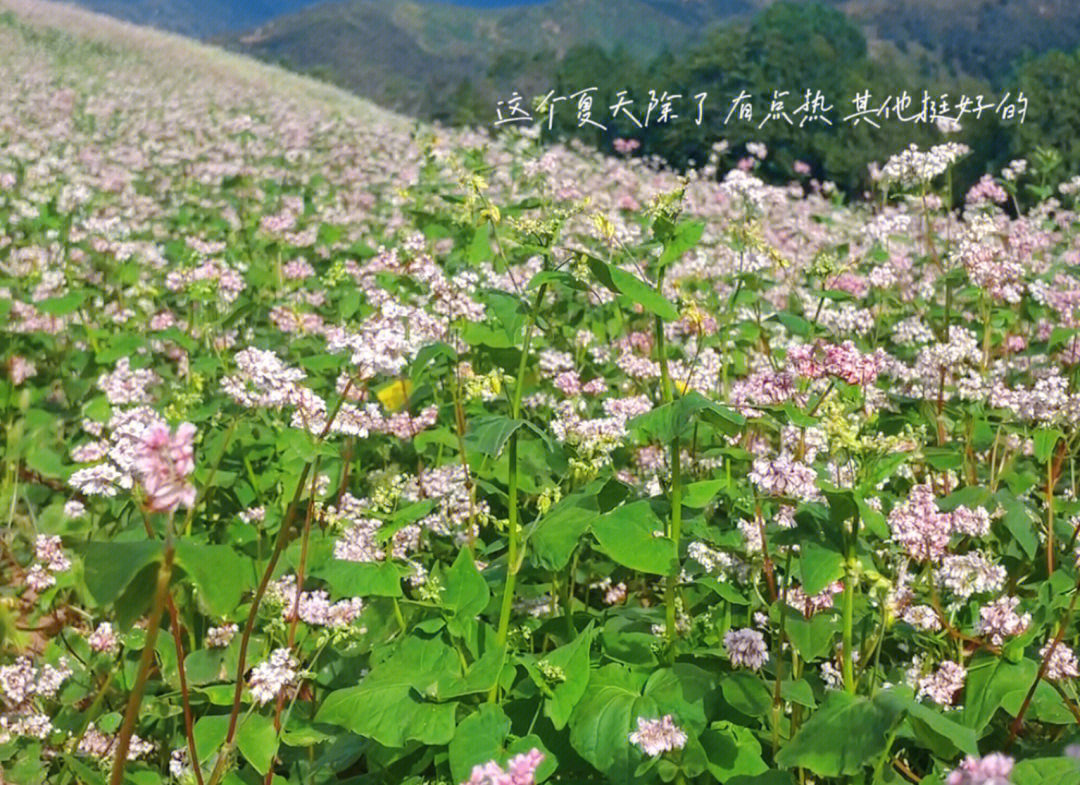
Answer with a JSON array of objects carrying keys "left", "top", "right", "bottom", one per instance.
[
  {"left": 975, "top": 596, "right": 1030, "bottom": 646},
  {"left": 87, "top": 622, "right": 119, "bottom": 654},
  {"left": 35, "top": 660, "right": 71, "bottom": 699},
  {"left": 888, "top": 482, "right": 953, "bottom": 563},
  {"left": 748, "top": 454, "right": 820, "bottom": 502},
  {"left": 97, "top": 357, "right": 160, "bottom": 405},
  {"left": 629, "top": 715, "right": 688, "bottom": 756},
  {"left": 604, "top": 582, "right": 627, "bottom": 605},
  {"left": 206, "top": 623, "right": 238, "bottom": 648},
  {"left": 169, "top": 747, "right": 191, "bottom": 779},
  {"left": 24, "top": 565, "right": 54, "bottom": 592},
  {"left": 238, "top": 505, "right": 265, "bottom": 524},
  {"left": 4, "top": 712, "right": 52, "bottom": 740},
  {"left": 249, "top": 648, "right": 297, "bottom": 705},
  {"left": 135, "top": 422, "right": 196, "bottom": 513},
  {"left": 464, "top": 747, "right": 544, "bottom": 785},
  {"left": 901, "top": 605, "right": 942, "bottom": 632},
  {"left": 1039, "top": 639, "right": 1080, "bottom": 681},
  {"left": 820, "top": 661, "right": 843, "bottom": 690},
  {"left": 78, "top": 724, "right": 155, "bottom": 761},
  {"left": 787, "top": 581, "right": 844, "bottom": 616},
  {"left": 946, "top": 753, "right": 1014, "bottom": 785},
  {"left": 936, "top": 551, "right": 1006, "bottom": 599},
  {"left": 334, "top": 518, "right": 384, "bottom": 563},
  {"left": 0, "top": 657, "right": 37, "bottom": 706},
  {"left": 34, "top": 534, "right": 70, "bottom": 573},
  {"left": 63, "top": 499, "right": 86, "bottom": 519},
  {"left": 916, "top": 660, "right": 966, "bottom": 707},
  {"left": 950, "top": 505, "right": 991, "bottom": 538},
  {"left": 724, "top": 627, "right": 769, "bottom": 670},
  {"left": 69, "top": 462, "right": 124, "bottom": 498},
  {"left": 7, "top": 355, "right": 36, "bottom": 385}
]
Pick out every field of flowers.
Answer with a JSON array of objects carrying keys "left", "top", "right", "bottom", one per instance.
[{"left": 3, "top": 2, "right": 1080, "bottom": 785}]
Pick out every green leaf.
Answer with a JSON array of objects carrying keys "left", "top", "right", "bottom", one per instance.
[
  {"left": 785, "top": 613, "right": 838, "bottom": 662},
  {"left": 728, "top": 773, "right": 794, "bottom": 785},
  {"left": 1034, "top": 428, "right": 1064, "bottom": 464},
  {"left": 720, "top": 671, "right": 772, "bottom": 717},
  {"left": 798, "top": 541, "right": 844, "bottom": 596},
  {"left": 995, "top": 490, "right": 1038, "bottom": 559},
  {"left": 775, "top": 690, "right": 900, "bottom": 776},
  {"left": 468, "top": 223, "right": 492, "bottom": 264},
  {"left": 443, "top": 548, "right": 490, "bottom": 622},
  {"left": 1010, "top": 757, "right": 1080, "bottom": 785},
  {"left": 315, "top": 560, "right": 403, "bottom": 598},
  {"left": 611, "top": 266, "right": 679, "bottom": 320},
  {"left": 957, "top": 653, "right": 1037, "bottom": 731},
  {"left": 528, "top": 270, "right": 586, "bottom": 291},
  {"left": 873, "top": 687, "right": 978, "bottom": 757},
  {"left": 437, "top": 644, "right": 504, "bottom": 698},
  {"left": 643, "top": 663, "right": 715, "bottom": 732},
  {"left": 592, "top": 501, "right": 676, "bottom": 575},
  {"left": 543, "top": 623, "right": 595, "bottom": 730},
  {"left": 1002, "top": 683, "right": 1075, "bottom": 725},
  {"left": 682, "top": 480, "right": 724, "bottom": 508},
  {"left": 80, "top": 541, "right": 163, "bottom": 607},
  {"left": 527, "top": 492, "right": 599, "bottom": 571},
  {"left": 776, "top": 311, "right": 813, "bottom": 337},
  {"left": 700, "top": 721, "right": 769, "bottom": 782},
  {"left": 449, "top": 704, "right": 510, "bottom": 785},
  {"left": 193, "top": 714, "right": 229, "bottom": 761},
  {"left": 568, "top": 664, "right": 653, "bottom": 784},
  {"left": 506, "top": 735, "right": 557, "bottom": 783},
  {"left": 659, "top": 220, "right": 705, "bottom": 266},
  {"left": 780, "top": 679, "right": 817, "bottom": 709},
  {"left": 316, "top": 635, "right": 459, "bottom": 747},
  {"left": 237, "top": 712, "right": 278, "bottom": 775},
  {"left": 629, "top": 391, "right": 744, "bottom": 443},
  {"left": 175, "top": 541, "right": 256, "bottom": 619},
  {"left": 37, "top": 291, "right": 86, "bottom": 315},
  {"left": 467, "top": 415, "right": 526, "bottom": 458},
  {"left": 589, "top": 258, "right": 679, "bottom": 321}
]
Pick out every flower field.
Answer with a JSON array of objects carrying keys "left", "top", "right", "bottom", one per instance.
[{"left": 3, "top": 2, "right": 1080, "bottom": 784}]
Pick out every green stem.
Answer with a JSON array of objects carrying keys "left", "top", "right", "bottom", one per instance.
[
  {"left": 109, "top": 541, "right": 174, "bottom": 785},
  {"left": 654, "top": 288, "right": 682, "bottom": 650},
  {"left": 489, "top": 283, "right": 549, "bottom": 702},
  {"left": 841, "top": 514, "right": 859, "bottom": 695}
]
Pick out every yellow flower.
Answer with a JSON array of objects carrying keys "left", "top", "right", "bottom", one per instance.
[{"left": 376, "top": 378, "right": 413, "bottom": 411}]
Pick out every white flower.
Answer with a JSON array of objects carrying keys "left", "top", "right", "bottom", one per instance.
[{"left": 628, "top": 714, "right": 688, "bottom": 756}]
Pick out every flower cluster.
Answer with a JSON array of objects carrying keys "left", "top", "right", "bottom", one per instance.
[
  {"left": 724, "top": 628, "right": 769, "bottom": 670},
  {"left": 248, "top": 648, "right": 298, "bottom": 706},
  {"left": 134, "top": 421, "right": 197, "bottom": 512},
  {"left": 462, "top": 748, "right": 545, "bottom": 785},
  {"left": 628, "top": 715, "right": 688, "bottom": 757}
]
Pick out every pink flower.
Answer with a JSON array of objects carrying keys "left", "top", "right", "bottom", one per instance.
[
  {"left": 87, "top": 622, "right": 119, "bottom": 654},
  {"left": 724, "top": 627, "right": 769, "bottom": 670},
  {"left": 946, "top": 753, "right": 1014, "bottom": 785},
  {"left": 628, "top": 715, "right": 688, "bottom": 756},
  {"left": 463, "top": 747, "right": 544, "bottom": 785},
  {"left": 135, "top": 422, "right": 196, "bottom": 513}
]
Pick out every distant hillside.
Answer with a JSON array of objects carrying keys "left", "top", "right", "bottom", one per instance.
[
  {"left": 64, "top": 0, "right": 325, "bottom": 38},
  {"left": 217, "top": 0, "right": 1080, "bottom": 120},
  {"left": 838, "top": 0, "right": 1080, "bottom": 81},
  {"left": 219, "top": 0, "right": 755, "bottom": 116}
]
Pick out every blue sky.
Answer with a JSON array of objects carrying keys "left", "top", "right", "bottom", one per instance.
[{"left": 437, "top": 0, "right": 550, "bottom": 6}]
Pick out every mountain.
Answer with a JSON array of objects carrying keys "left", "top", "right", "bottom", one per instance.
[
  {"left": 837, "top": 0, "right": 1080, "bottom": 81},
  {"left": 218, "top": 0, "right": 756, "bottom": 116},
  {"left": 64, "top": 0, "right": 327, "bottom": 38}
]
